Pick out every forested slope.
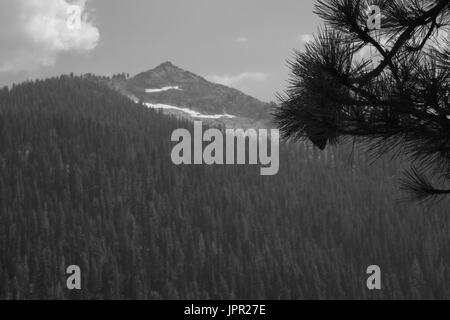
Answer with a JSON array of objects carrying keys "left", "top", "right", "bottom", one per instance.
[{"left": 0, "top": 77, "right": 448, "bottom": 299}]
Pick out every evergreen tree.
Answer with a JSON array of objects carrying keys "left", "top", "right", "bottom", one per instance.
[{"left": 275, "top": 0, "right": 450, "bottom": 201}]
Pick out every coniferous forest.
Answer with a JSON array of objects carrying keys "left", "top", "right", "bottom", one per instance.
[{"left": 0, "top": 76, "right": 449, "bottom": 300}]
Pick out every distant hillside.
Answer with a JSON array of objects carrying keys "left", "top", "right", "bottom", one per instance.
[{"left": 111, "top": 62, "right": 275, "bottom": 128}]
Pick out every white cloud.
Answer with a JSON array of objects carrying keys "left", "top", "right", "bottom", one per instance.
[
  {"left": 298, "top": 34, "right": 314, "bottom": 43},
  {"left": 206, "top": 72, "right": 269, "bottom": 87},
  {"left": 235, "top": 36, "right": 249, "bottom": 43},
  {"left": 0, "top": 0, "right": 99, "bottom": 73}
]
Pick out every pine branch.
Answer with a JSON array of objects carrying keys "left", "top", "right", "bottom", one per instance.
[
  {"left": 276, "top": 0, "right": 450, "bottom": 201},
  {"left": 400, "top": 167, "right": 450, "bottom": 202}
]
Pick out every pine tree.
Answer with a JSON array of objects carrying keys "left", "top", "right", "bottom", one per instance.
[{"left": 275, "top": 0, "right": 450, "bottom": 201}]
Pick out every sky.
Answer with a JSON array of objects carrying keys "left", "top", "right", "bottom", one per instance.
[{"left": 0, "top": 0, "right": 320, "bottom": 102}]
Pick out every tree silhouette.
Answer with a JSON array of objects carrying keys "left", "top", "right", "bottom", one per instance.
[{"left": 275, "top": 0, "right": 450, "bottom": 201}]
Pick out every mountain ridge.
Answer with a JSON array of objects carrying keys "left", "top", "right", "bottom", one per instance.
[{"left": 118, "top": 62, "right": 275, "bottom": 128}]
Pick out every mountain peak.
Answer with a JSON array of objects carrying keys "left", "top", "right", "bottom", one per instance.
[
  {"left": 152, "top": 61, "right": 187, "bottom": 74},
  {"left": 134, "top": 62, "right": 204, "bottom": 85},
  {"left": 158, "top": 61, "right": 176, "bottom": 68},
  {"left": 124, "top": 62, "right": 272, "bottom": 124}
]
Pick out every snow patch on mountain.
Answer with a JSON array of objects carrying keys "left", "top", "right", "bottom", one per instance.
[
  {"left": 129, "top": 96, "right": 236, "bottom": 119},
  {"left": 144, "top": 103, "right": 235, "bottom": 119},
  {"left": 145, "top": 86, "right": 181, "bottom": 93}
]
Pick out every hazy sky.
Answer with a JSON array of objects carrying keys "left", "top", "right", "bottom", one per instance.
[{"left": 0, "top": 0, "right": 320, "bottom": 101}]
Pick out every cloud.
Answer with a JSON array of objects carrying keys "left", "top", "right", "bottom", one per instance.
[
  {"left": 206, "top": 72, "right": 269, "bottom": 87},
  {"left": 235, "top": 37, "right": 249, "bottom": 43},
  {"left": 0, "top": 0, "right": 99, "bottom": 73},
  {"left": 298, "top": 34, "right": 314, "bottom": 43}
]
